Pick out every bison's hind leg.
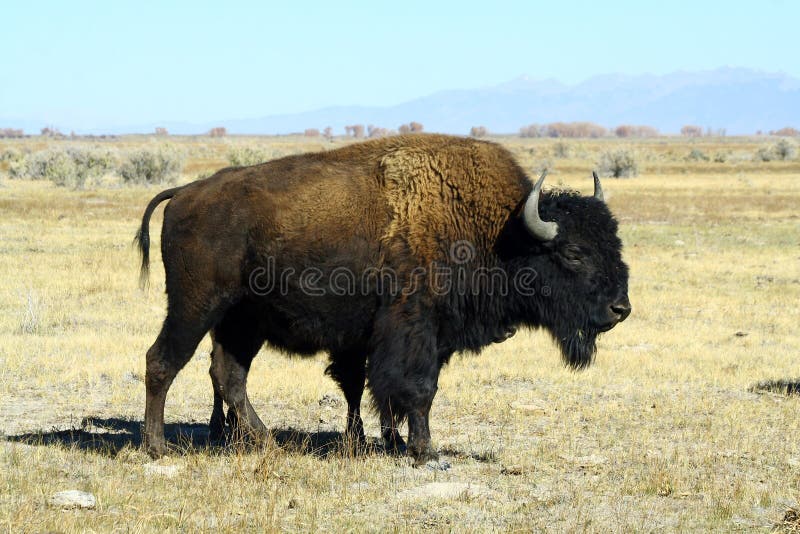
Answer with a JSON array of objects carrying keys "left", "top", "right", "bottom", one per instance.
[{"left": 144, "top": 316, "right": 213, "bottom": 458}]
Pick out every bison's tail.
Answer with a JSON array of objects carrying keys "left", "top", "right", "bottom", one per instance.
[{"left": 134, "top": 185, "right": 186, "bottom": 289}]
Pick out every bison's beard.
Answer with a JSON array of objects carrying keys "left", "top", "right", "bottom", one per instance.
[{"left": 555, "top": 328, "right": 598, "bottom": 370}]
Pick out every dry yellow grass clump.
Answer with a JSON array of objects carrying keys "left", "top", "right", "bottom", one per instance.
[{"left": 1, "top": 135, "right": 799, "bottom": 531}]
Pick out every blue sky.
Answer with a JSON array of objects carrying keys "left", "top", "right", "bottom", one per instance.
[{"left": 1, "top": 0, "right": 798, "bottom": 129}]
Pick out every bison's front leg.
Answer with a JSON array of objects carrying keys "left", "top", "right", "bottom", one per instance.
[
  {"left": 380, "top": 406, "right": 407, "bottom": 455},
  {"left": 368, "top": 305, "right": 440, "bottom": 465},
  {"left": 326, "top": 351, "right": 368, "bottom": 452}
]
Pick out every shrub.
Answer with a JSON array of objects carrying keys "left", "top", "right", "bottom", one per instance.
[
  {"left": 552, "top": 141, "right": 570, "bottom": 158},
  {"left": 774, "top": 139, "right": 797, "bottom": 160},
  {"left": 686, "top": 149, "right": 709, "bottom": 162},
  {"left": 119, "top": 148, "right": 183, "bottom": 185},
  {"left": 227, "top": 146, "right": 271, "bottom": 166},
  {"left": 754, "top": 140, "right": 797, "bottom": 162},
  {"left": 5, "top": 150, "right": 28, "bottom": 178},
  {"left": 208, "top": 127, "right": 227, "bottom": 138},
  {"left": 18, "top": 148, "right": 115, "bottom": 188},
  {"left": 597, "top": 149, "right": 638, "bottom": 178},
  {"left": 1, "top": 148, "right": 21, "bottom": 162},
  {"left": 304, "top": 128, "right": 320, "bottom": 137},
  {"left": 154, "top": 127, "right": 169, "bottom": 136},
  {"left": 754, "top": 147, "right": 774, "bottom": 162}
]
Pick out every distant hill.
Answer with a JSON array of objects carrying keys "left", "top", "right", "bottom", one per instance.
[{"left": 3, "top": 68, "right": 799, "bottom": 136}]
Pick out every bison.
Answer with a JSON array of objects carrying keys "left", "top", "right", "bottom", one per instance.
[{"left": 136, "top": 134, "right": 631, "bottom": 462}]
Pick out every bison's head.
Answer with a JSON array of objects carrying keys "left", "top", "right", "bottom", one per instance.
[{"left": 503, "top": 171, "right": 631, "bottom": 369}]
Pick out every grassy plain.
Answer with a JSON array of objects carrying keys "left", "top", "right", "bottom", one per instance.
[{"left": 1, "top": 135, "right": 799, "bottom": 532}]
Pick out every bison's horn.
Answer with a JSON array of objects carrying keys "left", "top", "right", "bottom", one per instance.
[
  {"left": 523, "top": 171, "right": 558, "bottom": 241},
  {"left": 592, "top": 171, "right": 604, "bottom": 202}
]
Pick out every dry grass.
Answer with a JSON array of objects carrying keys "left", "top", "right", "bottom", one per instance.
[{"left": 1, "top": 136, "right": 800, "bottom": 531}]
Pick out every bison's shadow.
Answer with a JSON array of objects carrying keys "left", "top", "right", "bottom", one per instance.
[
  {"left": 2, "top": 416, "right": 380, "bottom": 459},
  {"left": 749, "top": 379, "right": 800, "bottom": 396}
]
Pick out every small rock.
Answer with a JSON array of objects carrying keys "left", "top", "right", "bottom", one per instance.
[
  {"left": 398, "top": 482, "right": 491, "bottom": 501},
  {"left": 510, "top": 401, "right": 546, "bottom": 415},
  {"left": 501, "top": 465, "right": 525, "bottom": 475},
  {"left": 123, "top": 371, "right": 144, "bottom": 383},
  {"left": 425, "top": 459, "right": 452, "bottom": 471},
  {"left": 734, "top": 331, "right": 749, "bottom": 337},
  {"left": 143, "top": 463, "right": 182, "bottom": 477},
  {"left": 48, "top": 490, "right": 96, "bottom": 509},
  {"left": 318, "top": 394, "right": 342, "bottom": 408},
  {"left": 559, "top": 453, "right": 607, "bottom": 467},
  {"left": 288, "top": 498, "right": 299, "bottom": 509}
]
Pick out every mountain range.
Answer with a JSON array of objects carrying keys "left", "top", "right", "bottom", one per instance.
[{"left": 3, "top": 68, "right": 799, "bottom": 136}]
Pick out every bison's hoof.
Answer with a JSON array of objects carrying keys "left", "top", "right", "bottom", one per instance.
[
  {"left": 410, "top": 445, "right": 439, "bottom": 467},
  {"left": 145, "top": 441, "right": 168, "bottom": 459},
  {"left": 208, "top": 419, "right": 226, "bottom": 442},
  {"left": 343, "top": 430, "right": 368, "bottom": 455},
  {"left": 383, "top": 431, "right": 407, "bottom": 456}
]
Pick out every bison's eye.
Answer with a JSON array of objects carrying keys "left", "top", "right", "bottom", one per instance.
[{"left": 560, "top": 244, "right": 585, "bottom": 269}]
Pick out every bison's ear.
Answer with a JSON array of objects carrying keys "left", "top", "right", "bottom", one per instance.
[{"left": 522, "top": 171, "right": 558, "bottom": 241}]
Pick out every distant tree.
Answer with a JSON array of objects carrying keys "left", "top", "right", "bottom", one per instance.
[
  {"left": 40, "top": 126, "right": 64, "bottom": 137},
  {"left": 323, "top": 126, "right": 333, "bottom": 140},
  {"left": 208, "top": 127, "right": 227, "bottom": 137},
  {"left": 519, "top": 124, "right": 543, "bottom": 138},
  {"left": 771, "top": 127, "right": 799, "bottom": 137},
  {"left": 345, "top": 124, "right": 365, "bottom": 138},
  {"left": 367, "top": 125, "right": 390, "bottom": 137},
  {"left": 680, "top": 125, "right": 703, "bottom": 137},
  {"left": 154, "top": 127, "right": 169, "bottom": 136},
  {"left": 304, "top": 128, "right": 320, "bottom": 137},
  {"left": 0, "top": 128, "right": 24, "bottom": 138},
  {"left": 614, "top": 124, "right": 659, "bottom": 138},
  {"left": 398, "top": 122, "right": 423, "bottom": 134},
  {"left": 543, "top": 122, "right": 606, "bottom": 138},
  {"left": 470, "top": 126, "right": 488, "bottom": 137}
]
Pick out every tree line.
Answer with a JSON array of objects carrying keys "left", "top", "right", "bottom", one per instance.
[{"left": 2, "top": 123, "right": 799, "bottom": 139}]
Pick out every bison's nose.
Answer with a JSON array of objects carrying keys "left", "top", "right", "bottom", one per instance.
[{"left": 610, "top": 299, "right": 631, "bottom": 322}]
